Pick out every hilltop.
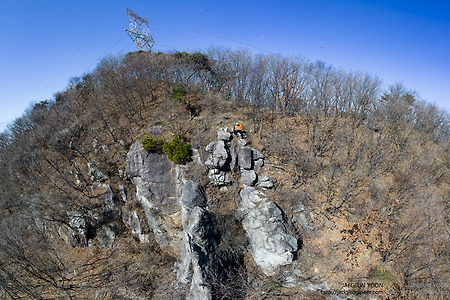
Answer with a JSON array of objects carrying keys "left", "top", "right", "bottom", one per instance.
[{"left": 0, "top": 50, "right": 448, "bottom": 299}]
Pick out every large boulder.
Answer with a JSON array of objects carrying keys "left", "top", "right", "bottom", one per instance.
[
  {"left": 238, "top": 147, "right": 253, "bottom": 170},
  {"left": 239, "top": 187, "right": 298, "bottom": 275},
  {"left": 238, "top": 139, "right": 247, "bottom": 147},
  {"left": 241, "top": 169, "right": 257, "bottom": 186},
  {"left": 205, "top": 140, "right": 229, "bottom": 169},
  {"left": 217, "top": 128, "right": 232, "bottom": 142}
]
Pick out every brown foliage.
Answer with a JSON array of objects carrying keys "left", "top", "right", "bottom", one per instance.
[{"left": 0, "top": 49, "right": 448, "bottom": 298}]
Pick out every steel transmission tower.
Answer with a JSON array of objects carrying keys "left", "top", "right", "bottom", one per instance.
[{"left": 125, "top": 8, "right": 155, "bottom": 52}]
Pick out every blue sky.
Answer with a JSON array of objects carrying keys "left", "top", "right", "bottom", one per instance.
[{"left": 1, "top": 0, "right": 449, "bottom": 131}]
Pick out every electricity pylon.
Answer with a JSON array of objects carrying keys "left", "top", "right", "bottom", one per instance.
[{"left": 125, "top": 8, "right": 154, "bottom": 52}]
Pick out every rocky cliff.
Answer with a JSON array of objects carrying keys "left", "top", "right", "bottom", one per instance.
[{"left": 120, "top": 130, "right": 301, "bottom": 299}]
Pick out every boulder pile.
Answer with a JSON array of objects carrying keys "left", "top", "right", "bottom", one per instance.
[{"left": 205, "top": 129, "right": 297, "bottom": 275}]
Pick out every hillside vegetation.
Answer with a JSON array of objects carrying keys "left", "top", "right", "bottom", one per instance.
[{"left": 0, "top": 49, "right": 449, "bottom": 299}]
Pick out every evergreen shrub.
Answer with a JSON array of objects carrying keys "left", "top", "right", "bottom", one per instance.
[
  {"left": 162, "top": 136, "right": 191, "bottom": 164},
  {"left": 141, "top": 134, "right": 164, "bottom": 153},
  {"left": 141, "top": 134, "right": 191, "bottom": 164}
]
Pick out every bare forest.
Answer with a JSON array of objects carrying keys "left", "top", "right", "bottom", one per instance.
[{"left": 0, "top": 49, "right": 448, "bottom": 299}]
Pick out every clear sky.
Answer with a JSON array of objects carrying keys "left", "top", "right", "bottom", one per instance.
[{"left": 1, "top": 0, "right": 449, "bottom": 131}]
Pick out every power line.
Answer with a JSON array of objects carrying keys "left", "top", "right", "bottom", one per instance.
[
  {"left": 84, "top": 35, "right": 129, "bottom": 72},
  {"left": 153, "top": 25, "right": 274, "bottom": 54},
  {"left": 83, "top": 19, "right": 274, "bottom": 75}
]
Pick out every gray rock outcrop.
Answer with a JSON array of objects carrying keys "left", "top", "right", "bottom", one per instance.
[
  {"left": 121, "top": 207, "right": 150, "bottom": 243},
  {"left": 119, "top": 184, "right": 127, "bottom": 202},
  {"left": 235, "top": 143, "right": 274, "bottom": 189},
  {"left": 208, "top": 169, "right": 232, "bottom": 186},
  {"left": 238, "top": 138, "right": 247, "bottom": 146},
  {"left": 126, "top": 143, "right": 174, "bottom": 183},
  {"left": 252, "top": 149, "right": 264, "bottom": 161},
  {"left": 87, "top": 162, "right": 108, "bottom": 182},
  {"left": 126, "top": 142, "right": 183, "bottom": 251},
  {"left": 178, "top": 181, "right": 223, "bottom": 300},
  {"left": 241, "top": 169, "right": 257, "bottom": 186},
  {"left": 202, "top": 131, "right": 292, "bottom": 275},
  {"left": 239, "top": 186, "right": 298, "bottom": 275},
  {"left": 205, "top": 140, "right": 229, "bottom": 170},
  {"left": 293, "top": 202, "right": 315, "bottom": 231},
  {"left": 59, "top": 197, "right": 122, "bottom": 248},
  {"left": 217, "top": 127, "right": 232, "bottom": 142},
  {"left": 89, "top": 225, "right": 115, "bottom": 248},
  {"left": 180, "top": 180, "right": 207, "bottom": 211},
  {"left": 58, "top": 224, "right": 86, "bottom": 248},
  {"left": 103, "top": 184, "right": 114, "bottom": 208},
  {"left": 238, "top": 146, "right": 253, "bottom": 170},
  {"left": 65, "top": 210, "right": 88, "bottom": 247},
  {"left": 256, "top": 176, "right": 275, "bottom": 189},
  {"left": 68, "top": 210, "right": 86, "bottom": 234},
  {"left": 204, "top": 135, "right": 233, "bottom": 186},
  {"left": 229, "top": 145, "right": 238, "bottom": 172},
  {"left": 252, "top": 149, "right": 265, "bottom": 168}
]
